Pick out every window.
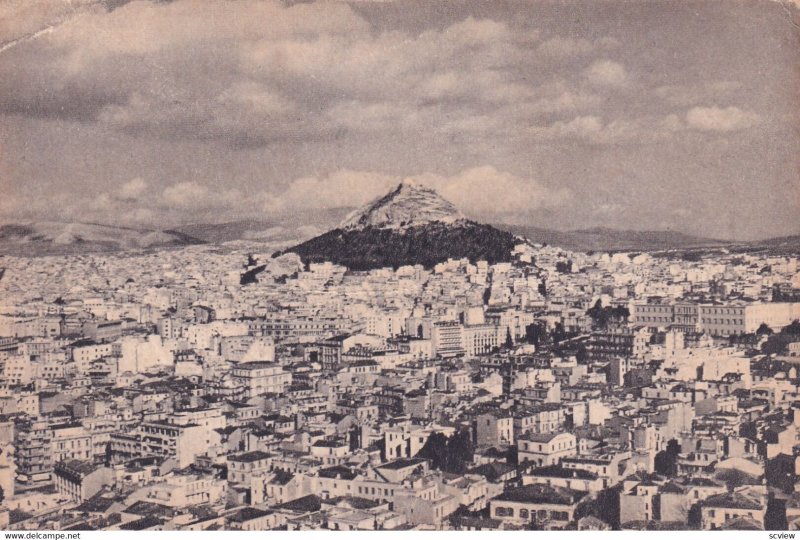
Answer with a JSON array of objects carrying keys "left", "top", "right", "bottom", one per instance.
[{"left": 495, "top": 507, "right": 512, "bottom": 517}]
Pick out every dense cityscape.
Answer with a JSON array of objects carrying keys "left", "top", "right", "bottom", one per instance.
[
  {"left": 1, "top": 0, "right": 798, "bottom": 535},
  {"left": 1, "top": 182, "right": 800, "bottom": 531}
]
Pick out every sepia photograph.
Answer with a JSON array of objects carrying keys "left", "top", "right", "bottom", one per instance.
[{"left": 0, "top": 0, "right": 799, "bottom": 534}]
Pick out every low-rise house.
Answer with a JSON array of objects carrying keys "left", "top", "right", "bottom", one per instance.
[
  {"left": 227, "top": 507, "right": 280, "bottom": 531},
  {"left": 439, "top": 473, "right": 492, "bottom": 511},
  {"left": 467, "top": 461, "right": 517, "bottom": 486},
  {"left": 517, "top": 432, "right": 577, "bottom": 467},
  {"left": 700, "top": 492, "right": 765, "bottom": 530},
  {"left": 309, "top": 438, "right": 350, "bottom": 466},
  {"left": 489, "top": 484, "right": 586, "bottom": 529},
  {"left": 53, "top": 460, "right": 112, "bottom": 502},
  {"left": 227, "top": 450, "right": 273, "bottom": 485},
  {"left": 561, "top": 450, "right": 631, "bottom": 485},
  {"left": 522, "top": 464, "right": 606, "bottom": 492}
]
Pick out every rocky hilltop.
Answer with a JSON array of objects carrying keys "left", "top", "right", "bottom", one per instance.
[
  {"left": 279, "top": 182, "right": 521, "bottom": 270},
  {"left": 339, "top": 180, "right": 465, "bottom": 230}
]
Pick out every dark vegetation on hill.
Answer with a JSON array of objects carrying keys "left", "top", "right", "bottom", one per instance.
[{"left": 278, "top": 221, "right": 520, "bottom": 271}]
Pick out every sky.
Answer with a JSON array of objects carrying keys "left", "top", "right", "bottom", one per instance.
[{"left": 0, "top": 0, "right": 798, "bottom": 240}]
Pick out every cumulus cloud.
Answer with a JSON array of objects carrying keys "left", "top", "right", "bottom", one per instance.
[
  {"left": 0, "top": 191, "right": 23, "bottom": 217},
  {"left": 0, "top": 0, "right": 103, "bottom": 51},
  {"left": 685, "top": 106, "right": 760, "bottom": 131},
  {"left": 264, "top": 166, "right": 571, "bottom": 217},
  {"left": 162, "top": 182, "right": 211, "bottom": 208},
  {"left": 531, "top": 115, "right": 603, "bottom": 140},
  {"left": 0, "top": 0, "right": 628, "bottom": 147},
  {"left": 537, "top": 36, "right": 593, "bottom": 57},
  {"left": 526, "top": 115, "right": 672, "bottom": 143},
  {"left": 654, "top": 81, "right": 742, "bottom": 107},
  {"left": 584, "top": 59, "right": 629, "bottom": 87},
  {"left": 2, "top": 164, "right": 571, "bottom": 227},
  {"left": 424, "top": 166, "right": 572, "bottom": 215},
  {"left": 524, "top": 107, "right": 760, "bottom": 144},
  {"left": 0, "top": 0, "right": 790, "bottom": 241},
  {"left": 0, "top": 0, "right": 369, "bottom": 131},
  {"left": 117, "top": 177, "right": 148, "bottom": 200},
  {"left": 326, "top": 101, "right": 421, "bottom": 133},
  {"left": 535, "top": 35, "right": 620, "bottom": 58},
  {"left": 526, "top": 90, "right": 601, "bottom": 114},
  {"left": 266, "top": 170, "right": 396, "bottom": 212}
]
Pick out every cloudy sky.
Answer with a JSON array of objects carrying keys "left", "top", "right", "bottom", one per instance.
[{"left": 0, "top": 0, "right": 798, "bottom": 240}]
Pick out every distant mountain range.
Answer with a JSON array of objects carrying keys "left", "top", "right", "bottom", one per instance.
[
  {"left": 173, "top": 208, "right": 350, "bottom": 244},
  {"left": 0, "top": 222, "right": 202, "bottom": 256},
  {"left": 0, "top": 210, "right": 797, "bottom": 258},
  {"left": 502, "top": 225, "right": 727, "bottom": 253},
  {"left": 750, "top": 234, "right": 800, "bottom": 249}
]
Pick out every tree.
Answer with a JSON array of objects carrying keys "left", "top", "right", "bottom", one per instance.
[
  {"left": 574, "top": 486, "right": 621, "bottom": 529},
  {"left": 538, "top": 280, "right": 547, "bottom": 298},
  {"left": 654, "top": 439, "right": 680, "bottom": 476},
  {"left": 349, "top": 426, "right": 361, "bottom": 451},
  {"left": 611, "top": 306, "right": 630, "bottom": 321},
  {"left": 766, "top": 455, "right": 796, "bottom": 494},
  {"left": 587, "top": 299, "right": 607, "bottom": 329},
  {"left": 739, "top": 421, "right": 757, "bottom": 440},
  {"left": 587, "top": 300, "right": 630, "bottom": 330},
  {"left": 418, "top": 432, "right": 449, "bottom": 470},
  {"left": 446, "top": 430, "right": 474, "bottom": 474},
  {"left": 417, "top": 430, "right": 474, "bottom": 474},
  {"left": 552, "top": 322, "right": 566, "bottom": 344},
  {"left": 483, "top": 286, "right": 492, "bottom": 305},
  {"left": 524, "top": 323, "right": 544, "bottom": 346},
  {"left": 784, "top": 320, "right": 800, "bottom": 335},
  {"left": 556, "top": 260, "right": 572, "bottom": 274},
  {"left": 574, "top": 343, "right": 588, "bottom": 363},
  {"left": 715, "top": 468, "right": 758, "bottom": 492},
  {"left": 376, "top": 438, "right": 386, "bottom": 462},
  {"left": 505, "top": 445, "right": 519, "bottom": 467},
  {"left": 762, "top": 320, "right": 800, "bottom": 355},
  {"left": 505, "top": 328, "right": 514, "bottom": 348},
  {"left": 766, "top": 494, "right": 788, "bottom": 531},
  {"left": 756, "top": 323, "right": 774, "bottom": 336}
]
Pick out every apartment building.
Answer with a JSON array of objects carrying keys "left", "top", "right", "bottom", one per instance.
[{"left": 230, "top": 361, "right": 292, "bottom": 398}]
